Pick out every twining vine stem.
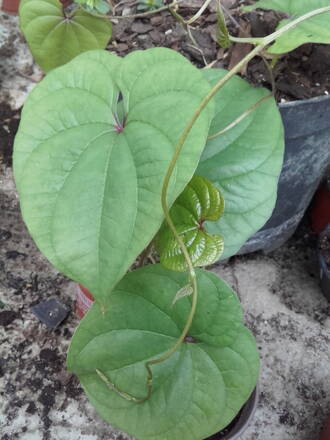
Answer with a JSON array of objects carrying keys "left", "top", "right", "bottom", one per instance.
[{"left": 97, "top": 5, "right": 330, "bottom": 403}]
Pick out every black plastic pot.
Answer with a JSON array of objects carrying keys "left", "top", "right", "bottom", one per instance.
[
  {"left": 240, "top": 94, "right": 330, "bottom": 254},
  {"left": 204, "top": 386, "right": 259, "bottom": 440},
  {"left": 319, "top": 225, "right": 330, "bottom": 302}
]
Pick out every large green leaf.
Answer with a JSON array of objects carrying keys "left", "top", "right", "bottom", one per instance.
[
  {"left": 244, "top": 0, "right": 330, "bottom": 54},
  {"left": 67, "top": 265, "right": 259, "bottom": 440},
  {"left": 156, "top": 175, "right": 225, "bottom": 271},
  {"left": 19, "top": 0, "right": 112, "bottom": 72},
  {"left": 197, "top": 69, "right": 284, "bottom": 259},
  {"left": 13, "top": 49, "right": 214, "bottom": 303}
]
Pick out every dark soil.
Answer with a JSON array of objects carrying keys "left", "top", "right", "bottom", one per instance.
[
  {"left": 243, "top": 9, "right": 330, "bottom": 101},
  {"left": 107, "top": 0, "right": 330, "bottom": 102},
  {"left": 0, "top": 102, "right": 20, "bottom": 167}
]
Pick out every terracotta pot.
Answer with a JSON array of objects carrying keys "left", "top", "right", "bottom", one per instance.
[
  {"left": 320, "top": 414, "right": 330, "bottom": 440},
  {"left": 75, "top": 284, "right": 95, "bottom": 318},
  {"left": 204, "top": 386, "right": 259, "bottom": 439},
  {"left": 311, "top": 179, "right": 330, "bottom": 234},
  {"left": 2, "top": 0, "right": 21, "bottom": 14}
]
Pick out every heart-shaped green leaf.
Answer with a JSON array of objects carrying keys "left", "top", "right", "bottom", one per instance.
[
  {"left": 19, "top": 0, "right": 112, "bottom": 72},
  {"left": 197, "top": 69, "right": 284, "bottom": 259},
  {"left": 67, "top": 264, "right": 259, "bottom": 440},
  {"left": 13, "top": 49, "right": 214, "bottom": 303},
  {"left": 244, "top": 0, "right": 330, "bottom": 54},
  {"left": 156, "top": 175, "right": 224, "bottom": 271}
]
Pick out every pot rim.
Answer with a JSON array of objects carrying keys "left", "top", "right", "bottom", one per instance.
[
  {"left": 225, "top": 384, "right": 259, "bottom": 440},
  {"left": 205, "top": 384, "right": 259, "bottom": 440},
  {"left": 278, "top": 93, "right": 330, "bottom": 109}
]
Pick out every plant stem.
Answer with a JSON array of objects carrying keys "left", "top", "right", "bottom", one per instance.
[
  {"left": 140, "top": 4, "right": 330, "bottom": 383},
  {"left": 229, "top": 6, "right": 330, "bottom": 46},
  {"left": 229, "top": 35, "right": 263, "bottom": 44},
  {"left": 185, "top": 0, "right": 213, "bottom": 25},
  {"left": 96, "top": 5, "right": 330, "bottom": 404},
  {"left": 259, "top": 54, "right": 276, "bottom": 95},
  {"left": 207, "top": 94, "right": 272, "bottom": 140},
  {"left": 172, "top": 5, "right": 330, "bottom": 150}
]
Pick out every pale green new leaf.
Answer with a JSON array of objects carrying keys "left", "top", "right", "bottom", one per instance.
[
  {"left": 19, "top": 0, "right": 112, "bottom": 72},
  {"left": 198, "top": 69, "right": 284, "bottom": 259},
  {"left": 13, "top": 49, "right": 214, "bottom": 304},
  {"left": 217, "top": 1, "right": 231, "bottom": 49},
  {"left": 172, "top": 284, "right": 193, "bottom": 304},
  {"left": 156, "top": 175, "right": 225, "bottom": 271},
  {"left": 67, "top": 265, "right": 259, "bottom": 440},
  {"left": 244, "top": 0, "right": 330, "bottom": 54}
]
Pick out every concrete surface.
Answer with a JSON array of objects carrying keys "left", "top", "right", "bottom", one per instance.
[
  {"left": 1, "top": 163, "right": 330, "bottom": 440},
  {"left": 213, "top": 250, "right": 330, "bottom": 440},
  {"left": 0, "top": 13, "right": 41, "bottom": 110}
]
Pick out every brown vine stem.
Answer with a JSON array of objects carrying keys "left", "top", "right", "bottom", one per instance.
[{"left": 96, "top": 5, "right": 330, "bottom": 403}]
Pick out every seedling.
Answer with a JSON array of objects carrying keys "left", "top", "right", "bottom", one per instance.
[{"left": 13, "top": 4, "right": 330, "bottom": 440}]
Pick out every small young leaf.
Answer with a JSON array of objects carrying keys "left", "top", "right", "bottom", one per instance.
[
  {"left": 156, "top": 175, "right": 225, "bottom": 272},
  {"left": 172, "top": 284, "right": 193, "bottom": 305},
  {"left": 216, "top": 1, "right": 231, "bottom": 49},
  {"left": 67, "top": 265, "right": 259, "bottom": 440},
  {"left": 19, "top": 0, "right": 112, "bottom": 72},
  {"left": 244, "top": 0, "right": 330, "bottom": 54}
]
